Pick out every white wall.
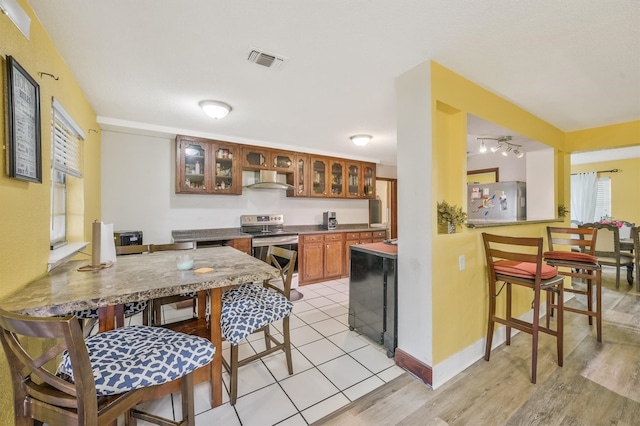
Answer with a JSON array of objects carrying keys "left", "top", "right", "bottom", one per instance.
[
  {"left": 101, "top": 131, "right": 370, "bottom": 243},
  {"left": 396, "top": 61, "right": 433, "bottom": 367},
  {"left": 525, "top": 148, "right": 555, "bottom": 220},
  {"left": 467, "top": 152, "right": 526, "bottom": 182}
]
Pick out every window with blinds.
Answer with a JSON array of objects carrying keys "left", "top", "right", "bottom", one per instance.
[
  {"left": 593, "top": 177, "right": 611, "bottom": 222},
  {"left": 50, "top": 98, "right": 85, "bottom": 249}
]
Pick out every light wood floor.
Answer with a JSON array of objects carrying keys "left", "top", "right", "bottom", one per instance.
[{"left": 315, "top": 267, "right": 640, "bottom": 425}]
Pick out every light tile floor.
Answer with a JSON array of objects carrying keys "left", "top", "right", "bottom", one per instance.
[{"left": 131, "top": 277, "right": 404, "bottom": 426}]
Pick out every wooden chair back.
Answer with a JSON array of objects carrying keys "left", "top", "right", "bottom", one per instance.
[
  {"left": 546, "top": 226, "right": 597, "bottom": 255},
  {"left": 263, "top": 246, "right": 297, "bottom": 300},
  {"left": 482, "top": 233, "right": 545, "bottom": 283},
  {"left": 580, "top": 223, "right": 620, "bottom": 258},
  {"left": 149, "top": 241, "right": 196, "bottom": 253},
  {"left": 0, "top": 308, "right": 147, "bottom": 425}
]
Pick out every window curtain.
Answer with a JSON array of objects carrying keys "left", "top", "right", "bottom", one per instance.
[{"left": 570, "top": 172, "right": 598, "bottom": 224}]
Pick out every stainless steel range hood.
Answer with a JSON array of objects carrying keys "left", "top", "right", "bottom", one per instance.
[{"left": 244, "top": 170, "right": 294, "bottom": 190}]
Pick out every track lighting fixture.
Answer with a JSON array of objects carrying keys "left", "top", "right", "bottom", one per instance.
[{"left": 477, "top": 136, "right": 523, "bottom": 158}]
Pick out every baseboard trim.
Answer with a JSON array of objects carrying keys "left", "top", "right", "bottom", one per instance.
[{"left": 395, "top": 347, "right": 432, "bottom": 386}]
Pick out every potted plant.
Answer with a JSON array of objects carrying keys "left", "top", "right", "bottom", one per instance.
[
  {"left": 557, "top": 204, "right": 570, "bottom": 218},
  {"left": 437, "top": 200, "right": 467, "bottom": 234}
]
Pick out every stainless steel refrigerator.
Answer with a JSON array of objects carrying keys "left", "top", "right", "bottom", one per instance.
[{"left": 467, "top": 181, "right": 526, "bottom": 222}]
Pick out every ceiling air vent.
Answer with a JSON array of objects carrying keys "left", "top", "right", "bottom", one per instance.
[{"left": 247, "top": 47, "right": 287, "bottom": 70}]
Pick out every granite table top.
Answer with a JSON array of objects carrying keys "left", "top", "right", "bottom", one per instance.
[{"left": 0, "top": 246, "right": 279, "bottom": 317}]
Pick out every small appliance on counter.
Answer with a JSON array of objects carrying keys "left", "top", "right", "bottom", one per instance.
[
  {"left": 114, "top": 230, "right": 143, "bottom": 246},
  {"left": 323, "top": 211, "right": 338, "bottom": 230}
]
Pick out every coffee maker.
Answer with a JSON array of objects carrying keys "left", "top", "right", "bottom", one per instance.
[{"left": 323, "top": 211, "right": 337, "bottom": 230}]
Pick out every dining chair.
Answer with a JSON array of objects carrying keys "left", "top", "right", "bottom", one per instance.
[
  {"left": 481, "top": 233, "right": 564, "bottom": 384},
  {"left": 148, "top": 241, "right": 201, "bottom": 325},
  {"left": 221, "top": 246, "right": 297, "bottom": 405},
  {"left": 579, "top": 222, "right": 634, "bottom": 288},
  {"left": 0, "top": 307, "right": 215, "bottom": 426},
  {"left": 544, "top": 226, "right": 603, "bottom": 342},
  {"left": 632, "top": 226, "right": 640, "bottom": 292}
]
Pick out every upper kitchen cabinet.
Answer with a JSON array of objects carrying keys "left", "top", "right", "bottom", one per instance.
[
  {"left": 176, "top": 135, "right": 211, "bottom": 193},
  {"left": 271, "top": 151, "right": 296, "bottom": 173},
  {"left": 311, "top": 157, "right": 329, "bottom": 197},
  {"left": 243, "top": 146, "right": 296, "bottom": 174},
  {"left": 310, "top": 156, "right": 346, "bottom": 197},
  {"left": 328, "top": 159, "right": 345, "bottom": 198},
  {"left": 363, "top": 163, "right": 376, "bottom": 199},
  {"left": 176, "top": 135, "right": 241, "bottom": 195},
  {"left": 287, "top": 154, "right": 310, "bottom": 197},
  {"left": 242, "top": 146, "right": 271, "bottom": 170}
]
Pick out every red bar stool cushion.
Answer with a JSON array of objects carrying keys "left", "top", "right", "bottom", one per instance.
[
  {"left": 494, "top": 260, "right": 559, "bottom": 279},
  {"left": 543, "top": 251, "right": 597, "bottom": 264}
]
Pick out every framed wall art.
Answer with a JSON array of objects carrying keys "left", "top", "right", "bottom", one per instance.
[{"left": 6, "top": 55, "right": 42, "bottom": 183}]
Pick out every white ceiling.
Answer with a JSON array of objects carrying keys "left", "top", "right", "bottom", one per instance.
[{"left": 27, "top": 0, "right": 640, "bottom": 166}]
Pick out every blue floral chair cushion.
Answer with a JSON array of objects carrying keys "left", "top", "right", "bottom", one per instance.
[
  {"left": 59, "top": 325, "right": 215, "bottom": 395},
  {"left": 71, "top": 301, "right": 148, "bottom": 319},
  {"left": 221, "top": 283, "right": 293, "bottom": 346}
]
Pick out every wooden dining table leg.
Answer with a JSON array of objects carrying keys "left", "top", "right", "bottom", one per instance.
[
  {"left": 209, "top": 287, "right": 223, "bottom": 407},
  {"left": 98, "top": 306, "right": 116, "bottom": 332}
]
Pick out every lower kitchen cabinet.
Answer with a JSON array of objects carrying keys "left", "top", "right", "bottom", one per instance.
[
  {"left": 228, "top": 238, "right": 251, "bottom": 255},
  {"left": 300, "top": 233, "right": 344, "bottom": 284}
]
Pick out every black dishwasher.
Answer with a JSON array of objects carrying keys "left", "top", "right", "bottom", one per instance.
[{"left": 348, "top": 243, "right": 398, "bottom": 357}]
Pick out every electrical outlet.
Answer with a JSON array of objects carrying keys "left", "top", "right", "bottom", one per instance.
[{"left": 459, "top": 255, "right": 465, "bottom": 271}]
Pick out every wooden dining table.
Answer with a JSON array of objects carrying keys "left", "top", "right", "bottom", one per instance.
[{"left": 0, "top": 245, "right": 279, "bottom": 408}]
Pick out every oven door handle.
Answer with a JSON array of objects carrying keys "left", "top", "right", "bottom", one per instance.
[{"left": 251, "top": 236, "right": 299, "bottom": 247}]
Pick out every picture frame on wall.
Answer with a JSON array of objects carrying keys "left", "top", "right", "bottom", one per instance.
[{"left": 6, "top": 55, "right": 42, "bottom": 183}]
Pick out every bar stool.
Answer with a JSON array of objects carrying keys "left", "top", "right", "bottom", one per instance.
[
  {"left": 482, "top": 233, "right": 565, "bottom": 383},
  {"left": 544, "top": 226, "right": 602, "bottom": 342}
]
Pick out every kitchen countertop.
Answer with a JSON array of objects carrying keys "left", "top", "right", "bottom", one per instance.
[
  {"left": 351, "top": 241, "right": 398, "bottom": 258},
  {"left": 172, "top": 224, "right": 388, "bottom": 243}
]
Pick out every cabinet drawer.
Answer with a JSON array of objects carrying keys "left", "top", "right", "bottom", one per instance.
[
  {"left": 303, "top": 234, "right": 324, "bottom": 243},
  {"left": 359, "top": 232, "right": 372, "bottom": 239},
  {"left": 345, "top": 232, "right": 360, "bottom": 240},
  {"left": 373, "top": 231, "right": 386, "bottom": 239},
  {"left": 325, "top": 233, "right": 344, "bottom": 242}
]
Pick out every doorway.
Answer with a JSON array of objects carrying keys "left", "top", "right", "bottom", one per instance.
[{"left": 374, "top": 178, "right": 398, "bottom": 239}]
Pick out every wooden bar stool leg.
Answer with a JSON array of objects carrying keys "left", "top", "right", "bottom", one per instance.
[
  {"left": 587, "top": 270, "right": 593, "bottom": 325},
  {"left": 557, "top": 286, "right": 564, "bottom": 367},
  {"left": 596, "top": 268, "right": 602, "bottom": 342},
  {"left": 506, "top": 283, "right": 512, "bottom": 346},
  {"left": 531, "top": 288, "right": 541, "bottom": 384},
  {"left": 485, "top": 288, "right": 496, "bottom": 362}
]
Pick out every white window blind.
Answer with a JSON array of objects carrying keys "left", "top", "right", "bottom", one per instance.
[
  {"left": 593, "top": 177, "right": 611, "bottom": 221},
  {"left": 50, "top": 98, "right": 85, "bottom": 249},
  {"left": 52, "top": 98, "right": 85, "bottom": 178}
]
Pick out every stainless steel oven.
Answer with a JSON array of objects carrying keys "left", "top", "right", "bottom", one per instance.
[{"left": 240, "top": 214, "right": 299, "bottom": 273}]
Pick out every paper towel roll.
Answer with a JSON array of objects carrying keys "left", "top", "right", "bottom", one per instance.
[
  {"left": 100, "top": 223, "right": 116, "bottom": 264},
  {"left": 91, "top": 221, "right": 117, "bottom": 266}
]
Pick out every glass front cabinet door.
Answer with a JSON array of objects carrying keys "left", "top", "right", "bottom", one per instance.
[
  {"left": 287, "top": 154, "right": 309, "bottom": 197},
  {"left": 329, "top": 159, "right": 345, "bottom": 197},
  {"left": 311, "top": 157, "right": 328, "bottom": 197},
  {"left": 177, "top": 136, "right": 211, "bottom": 193},
  {"left": 213, "top": 143, "right": 241, "bottom": 194},
  {"left": 346, "top": 162, "right": 361, "bottom": 198},
  {"left": 363, "top": 163, "right": 375, "bottom": 198}
]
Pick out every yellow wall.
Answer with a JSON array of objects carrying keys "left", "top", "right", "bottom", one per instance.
[
  {"left": 430, "top": 62, "right": 567, "bottom": 365},
  {"left": 571, "top": 157, "right": 640, "bottom": 225},
  {"left": 0, "top": 1, "right": 100, "bottom": 423},
  {"left": 566, "top": 120, "right": 640, "bottom": 152},
  {"left": 428, "top": 62, "right": 638, "bottom": 367}
]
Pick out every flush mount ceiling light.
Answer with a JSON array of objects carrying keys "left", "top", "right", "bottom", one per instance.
[
  {"left": 350, "top": 134, "right": 372, "bottom": 146},
  {"left": 199, "top": 100, "right": 232, "bottom": 119},
  {"left": 477, "top": 136, "right": 524, "bottom": 158}
]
